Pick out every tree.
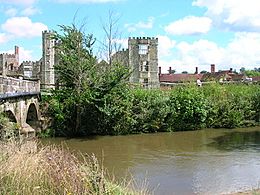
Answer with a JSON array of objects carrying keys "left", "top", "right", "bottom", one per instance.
[
  {"left": 182, "top": 71, "right": 188, "bottom": 74},
  {"left": 240, "top": 67, "right": 245, "bottom": 73},
  {"left": 168, "top": 69, "right": 176, "bottom": 74},
  {"left": 100, "top": 10, "right": 122, "bottom": 66},
  {"left": 53, "top": 24, "right": 97, "bottom": 135},
  {"left": 200, "top": 70, "right": 208, "bottom": 74},
  {"left": 51, "top": 23, "right": 130, "bottom": 136}
]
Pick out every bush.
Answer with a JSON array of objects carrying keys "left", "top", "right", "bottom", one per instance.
[
  {"left": 43, "top": 83, "right": 260, "bottom": 136},
  {"left": 167, "top": 86, "right": 208, "bottom": 131}
]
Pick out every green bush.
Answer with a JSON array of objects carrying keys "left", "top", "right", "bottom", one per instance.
[
  {"left": 43, "top": 83, "right": 260, "bottom": 136},
  {"left": 166, "top": 86, "right": 208, "bottom": 131}
]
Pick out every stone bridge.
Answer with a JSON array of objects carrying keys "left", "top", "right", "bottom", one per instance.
[{"left": 0, "top": 76, "right": 41, "bottom": 136}]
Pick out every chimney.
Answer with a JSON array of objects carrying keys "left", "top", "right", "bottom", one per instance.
[
  {"left": 169, "top": 67, "right": 172, "bottom": 74},
  {"left": 14, "top": 46, "right": 19, "bottom": 67},
  {"left": 229, "top": 68, "right": 233, "bottom": 73},
  {"left": 211, "top": 64, "right": 215, "bottom": 73},
  {"left": 195, "top": 67, "right": 198, "bottom": 74},
  {"left": 15, "top": 46, "right": 19, "bottom": 55},
  {"left": 159, "top": 67, "right": 161, "bottom": 75}
]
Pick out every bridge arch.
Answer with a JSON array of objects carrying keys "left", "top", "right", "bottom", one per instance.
[
  {"left": 3, "top": 110, "right": 17, "bottom": 123},
  {"left": 26, "top": 103, "right": 39, "bottom": 129}
]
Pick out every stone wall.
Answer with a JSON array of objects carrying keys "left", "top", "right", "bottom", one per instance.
[{"left": 0, "top": 76, "right": 40, "bottom": 94}]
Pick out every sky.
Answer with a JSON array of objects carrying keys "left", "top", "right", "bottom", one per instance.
[{"left": 1, "top": 0, "right": 260, "bottom": 73}]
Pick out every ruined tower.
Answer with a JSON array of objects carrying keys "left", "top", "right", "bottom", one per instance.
[
  {"left": 41, "top": 30, "right": 56, "bottom": 89},
  {"left": 0, "top": 46, "right": 19, "bottom": 76},
  {"left": 128, "top": 37, "right": 159, "bottom": 88}
]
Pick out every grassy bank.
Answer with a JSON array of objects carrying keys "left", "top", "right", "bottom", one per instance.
[
  {"left": 44, "top": 83, "right": 260, "bottom": 137},
  {"left": 0, "top": 140, "right": 147, "bottom": 195}
]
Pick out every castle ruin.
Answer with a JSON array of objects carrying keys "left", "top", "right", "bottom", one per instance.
[
  {"left": 41, "top": 30, "right": 57, "bottom": 89},
  {"left": 113, "top": 37, "right": 159, "bottom": 88},
  {"left": 0, "top": 46, "right": 19, "bottom": 76}
]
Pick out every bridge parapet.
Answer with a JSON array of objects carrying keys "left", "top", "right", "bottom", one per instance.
[{"left": 0, "top": 76, "right": 40, "bottom": 94}]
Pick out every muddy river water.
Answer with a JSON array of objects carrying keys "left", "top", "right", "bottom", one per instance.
[{"left": 42, "top": 127, "right": 260, "bottom": 194}]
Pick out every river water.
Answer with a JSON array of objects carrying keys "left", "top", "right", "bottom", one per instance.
[{"left": 42, "top": 127, "right": 260, "bottom": 195}]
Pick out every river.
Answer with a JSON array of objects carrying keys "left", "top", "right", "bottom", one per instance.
[{"left": 42, "top": 127, "right": 260, "bottom": 195}]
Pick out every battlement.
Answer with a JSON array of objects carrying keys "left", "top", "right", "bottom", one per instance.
[
  {"left": 0, "top": 53, "right": 16, "bottom": 58},
  {"left": 42, "top": 30, "right": 54, "bottom": 34},
  {"left": 129, "top": 37, "right": 158, "bottom": 40}
]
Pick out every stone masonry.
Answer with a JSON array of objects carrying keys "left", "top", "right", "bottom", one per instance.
[
  {"left": 0, "top": 46, "right": 19, "bottom": 76},
  {"left": 113, "top": 37, "right": 159, "bottom": 88},
  {"left": 41, "top": 30, "right": 56, "bottom": 89}
]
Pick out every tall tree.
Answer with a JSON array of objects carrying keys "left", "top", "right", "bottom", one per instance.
[
  {"left": 53, "top": 24, "right": 96, "bottom": 135},
  {"left": 50, "top": 23, "right": 130, "bottom": 136},
  {"left": 100, "top": 10, "right": 122, "bottom": 66}
]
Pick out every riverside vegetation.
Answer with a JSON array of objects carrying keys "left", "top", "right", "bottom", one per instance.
[
  {"left": 39, "top": 24, "right": 260, "bottom": 137},
  {"left": 0, "top": 115, "right": 148, "bottom": 195},
  {"left": 45, "top": 82, "right": 260, "bottom": 137}
]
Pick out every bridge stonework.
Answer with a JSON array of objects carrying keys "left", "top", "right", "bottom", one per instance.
[{"left": 0, "top": 76, "right": 41, "bottom": 136}]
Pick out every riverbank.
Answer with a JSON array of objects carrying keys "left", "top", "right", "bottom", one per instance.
[
  {"left": 44, "top": 83, "right": 260, "bottom": 137},
  {"left": 0, "top": 140, "right": 147, "bottom": 195}
]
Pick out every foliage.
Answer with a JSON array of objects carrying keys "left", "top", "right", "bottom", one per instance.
[
  {"left": 42, "top": 25, "right": 260, "bottom": 136},
  {"left": 0, "top": 140, "right": 144, "bottom": 195},
  {"left": 0, "top": 114, "right": 19, "bottom": 141},
  {"left": 167, "top": 85, "right": 208, "bottom": 131},
  {"left": 46, "top": 24, "right": 131, "bottom": 137},
  {"left": 244, "top": 69, "right": 260, "bottom": 77}
]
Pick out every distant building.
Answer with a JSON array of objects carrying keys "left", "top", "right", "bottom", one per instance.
[
  {"left": 159, "top": 66, "right": 203, "bottom": 86},
  {"left": 0, "top": 46, "right": 19, "bottom": 76},
  {"left": 113, "top": 37, "right": 159, "bottom": 88}
]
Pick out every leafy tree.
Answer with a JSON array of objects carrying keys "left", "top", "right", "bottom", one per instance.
[
  {"left": 240, "top": 67, "right": 245, "bottom": 73},
  {"left": 49, "top": 24, "right": 130, "bottom": 136},
  {"left": 168, "top": 69, "right": 176, "bottom": 74},
  {"left": 200, "top": 70, "right": 208, "bottom": 74},
  {"left": 244, "top": 70, "right": 260, "bottom": 77},
  {"left": 53, "top": 24, "right": 97, "bottom": 135},
  {"left": 182, "top": 71, "right": 188, "bottom": 74}
]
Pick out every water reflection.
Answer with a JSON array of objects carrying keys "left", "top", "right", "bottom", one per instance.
[
  {"left": 42, "top": 127, "right": 260, "bottom": 195},
  {"left": 209, "top": 131, "right": 260, "bottom": 151}
]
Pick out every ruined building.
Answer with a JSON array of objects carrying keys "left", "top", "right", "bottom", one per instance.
[
  {"left": 19, "top": 61, "right": 41, "bottom": 79},
  {"left": 0, "top": 46, "right": 19, "bottom": 76},
  {"left": 113, "top": 37, "right": 159, "bottom": 88},
  {"left": 39, "top": 35, "right": 159, "bottom": 89},
  {"left": 41, "top": 30, "right": 57, "bottom": 89}
]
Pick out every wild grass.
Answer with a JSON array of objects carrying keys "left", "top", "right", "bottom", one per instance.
[{"left": 0, "top": 140, "right": 149, "bottom": 195}]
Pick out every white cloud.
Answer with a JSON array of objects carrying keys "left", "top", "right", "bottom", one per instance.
[
  {"left": 0, "top": 33, "right": 10, "bottom": 43},
  {"left": 0, "top": 0, "right": 37, "bottom": 6},
  {"left": 159, "top": 32, "right": 260, "bottom": 73},
  {"left": 19, "top": 47, "right": 34, "bottom": 62},
  {"left": 157, "top": 35, "right": 176, "bottom": 57},
  {"left": 54, "top": 0, "right": 123, "bottom": 3},
  {"left": 4, "top": 8, "right": 17, "bottom": 17},
  {"left": 21, "top": 6, "right": 40, "bottom": 16},
  {"left": 1, "top": 17, "right": 48, "bottom": 38},
  {"left": 165, "top": 16, "right": 212, "bottom": 35},
  {"left": 193, "top": 0, "right": 260, "bottom": 31},
  {"left": 125, "top": 17, "right": 154, "bottom": 32}
]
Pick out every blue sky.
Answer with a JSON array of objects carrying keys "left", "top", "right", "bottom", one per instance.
[{"left": 1, "top": 0, "right": 260, "bottom": 73}]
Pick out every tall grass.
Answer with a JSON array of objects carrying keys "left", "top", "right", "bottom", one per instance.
[{"left": 0, "top": 140, "right": 148, "bottom": 195}]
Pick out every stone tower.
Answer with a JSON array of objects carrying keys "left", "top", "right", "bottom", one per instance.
[
  {"left": 41, "top": 30, "right": 56, "bottom": 89},
  {"left": 128, "top": 37, "right": 159, "bottom": 88}
]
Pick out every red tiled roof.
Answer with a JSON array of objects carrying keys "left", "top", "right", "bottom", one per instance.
[
  {"left": 252, "top": 76, "right": 260, "bottom": 81},
  {"left": 159, "top": 74, "right": 203, "bottom": 83}
]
